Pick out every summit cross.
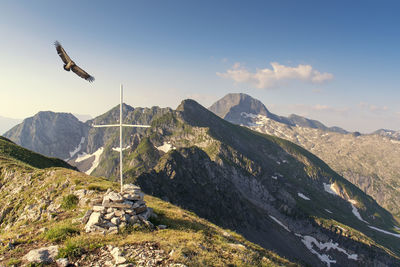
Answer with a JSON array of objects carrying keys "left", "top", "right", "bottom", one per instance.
[{"left": 93, "top": 84, "right": 150, "bottom": 192}]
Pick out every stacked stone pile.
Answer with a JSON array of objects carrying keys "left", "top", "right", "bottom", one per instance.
[{"left": 84, "top": 184, "right": 154, "bottom": 234}]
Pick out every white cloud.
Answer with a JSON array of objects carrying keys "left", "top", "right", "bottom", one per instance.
[{"left": 217, "top": 62, "right": 333, "bottom": 89}]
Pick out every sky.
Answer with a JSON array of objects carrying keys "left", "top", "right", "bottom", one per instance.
[{"left": 1, "top": 0, "right": 399, "bottom": 133}]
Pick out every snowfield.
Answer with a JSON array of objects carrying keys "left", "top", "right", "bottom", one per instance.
[
  {"left": 75, "top": 147, "right": 104, "bottom": 175},
  {"left": 299, "top": 235, "right": 358, "bottom": 267}
]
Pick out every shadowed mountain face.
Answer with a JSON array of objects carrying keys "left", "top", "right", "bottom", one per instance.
[
  {"left": 209, "top": 93, "right": 400, "bottom": 218},
  {"left": 3, "top": 99, "right": 400, "bottom": 265}
]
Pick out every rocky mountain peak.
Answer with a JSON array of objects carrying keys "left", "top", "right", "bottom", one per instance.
[
  {"left": 3, "top": 111, "right": 89, "bottom": 159},
  {"left": 209, "top": 93, "right": 348, "bottom": 133},
  {"left": 209, "top": 93, "right": 271, "bottom": 119}
]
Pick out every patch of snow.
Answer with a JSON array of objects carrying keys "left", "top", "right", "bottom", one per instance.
[
  {"left": 271, "top": 175, "right": 278, "bottom": 180},
  {"left": 75, "top": 147, "right": 104, "bottom": 175},
  {"left": 297, "top": 192, "right": 310, "bottom": 200},
  {"left": 325, "top": 209, "right": 333, "bottom": 214},
  {"left": 112, "top": 145, "right": 131, "bottom": 152},
  {"left": 350, "top": 203, "right": 369, "bottom": 224},
  {"left": 276, "top": 161, "right": 281, "bottom": 165},
  {"left": 282, "top": 159, "right": 288, "bottom": 163},
  {"left": 68, "top": 137, "right": 85, "bottom": 159},
  {"left": 300, "top": 236, "right": 336, "bottom": 266},
  {"left": 368, "top": 226, "right": 400, "bottom": 238},
  {"left": 85, "top": 147, "right": 104, "bottom": 175},
  {"left": 269, "top": 215, "right": 290, "bottom": 232},
  {"left": 323, "top": 183, "right": 339, "bottom": 196},
  {"left": 156, "top": 142, "right": 175, "bottom": 153},
  {"left": 299, "top": 235, "right": 358, "bottom": 266},
  {"left": 75, "top": 152, "right": 91, "bottom": 162}
]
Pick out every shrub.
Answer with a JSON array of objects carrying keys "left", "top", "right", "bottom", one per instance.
[{"left": 61, "top": 194, "right": 79, "bottom": 210}]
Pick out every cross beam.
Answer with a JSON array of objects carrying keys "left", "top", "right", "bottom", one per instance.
[{"left": 93, "top": 84, "right": 150, "bottom": 192}]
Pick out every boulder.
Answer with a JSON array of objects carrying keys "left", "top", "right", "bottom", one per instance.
[
  {"left": 85, "top": 212, "right": 102, "bottom": 232},
  {"left": 81, "top": 210, "right": 93, "bottom": 224},
  {"left": 23, "top": 245, "right": 59, "bottom": 263},
  {"left": 103, "top": 191, "right": 123, "bottom": 204},
  {"left": 122, "top": 184, "right": 141, "bottom": 192},
  {"left": 111, "top": 217, "right": 120, "bottom": 225},
  {"left": 92, "top": 205, "right": 106, "bottom": 212},
  {"left": 104, "top": 212, "right": 115, "bottom": 220}
]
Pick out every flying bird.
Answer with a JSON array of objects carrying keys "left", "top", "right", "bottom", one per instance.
[{"left": 54, "top": 41, "right": 95, "bottom": 82}]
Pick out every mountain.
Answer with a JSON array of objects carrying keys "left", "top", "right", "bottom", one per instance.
[
  {"left": 209, "top": 93, "right": 400, "bottom": 218},
  {"left": 5, "top": 99, "right": 400, "bottom": 265},
  {"left": 3, "top": 111, "right": 90, "bottom": 160},
  {"left": 209, "top": 93, "right": 348, "bottom": 134},
  {"left": 0, "top": 115, "right": 21, "bottom": 135},
  {"left": 0, "top": 136, "right": 293, "bottom": 266},
  {"left": 67, "top": 99, "right": 400, "bottom": 266}
]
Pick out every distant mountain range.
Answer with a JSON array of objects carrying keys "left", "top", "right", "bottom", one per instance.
[
  {"left": 209, "top": 93, "right": 348, "bottom": 134},
  {"left": 209, "top": 93, "right": 400, "bottom": 218},
  {"left": 2, "top": 97, "right": 400, "bottom": 265}
]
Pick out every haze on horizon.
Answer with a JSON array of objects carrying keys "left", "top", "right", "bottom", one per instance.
[{"left": 1, "top": 0, "right": 399, "bottom": 133}]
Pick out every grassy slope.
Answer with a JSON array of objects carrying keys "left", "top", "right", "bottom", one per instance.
[
  {"left": 0, "top": 146, "right": 295, "bottom": 266},
  {"left": 0, "top": 136, "right": 74, "bottom": 170}
]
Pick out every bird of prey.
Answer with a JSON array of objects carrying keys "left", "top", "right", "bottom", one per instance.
[{"left": 54, "top": 41, "right": 95, "bottom": 82}]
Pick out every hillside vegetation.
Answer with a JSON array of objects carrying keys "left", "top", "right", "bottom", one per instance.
[{"left": 0, "top": 139, "right": 294, "bottom": 266}]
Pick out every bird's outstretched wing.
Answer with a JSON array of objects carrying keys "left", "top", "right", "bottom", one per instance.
[
  {"left": 54, "top": 41, "right": 71, "bottom": 64},
  {"left": 71, "top": 65, "right": 95, "bottom": 82}
]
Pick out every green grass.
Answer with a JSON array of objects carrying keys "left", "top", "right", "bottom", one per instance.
[
  {"left": 0, "top": 136, "right": 74, "bottom": 170},
  {"left": 57, "top": 238, "right": 87, "bottom": 259},
  {"left": 45, "top": 224, "right": 80, "bottom": 242},
  {"left": 61, "top": 194, "right": 79, "bottom": 210}
]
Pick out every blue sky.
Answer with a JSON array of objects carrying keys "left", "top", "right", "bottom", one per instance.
[{"left": 1, "top": 0, "right": 399, "bottom": 132}]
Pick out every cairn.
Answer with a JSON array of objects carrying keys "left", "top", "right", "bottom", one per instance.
[{"left": 83, "top": 184, "right": 153, "bottom": 234}]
